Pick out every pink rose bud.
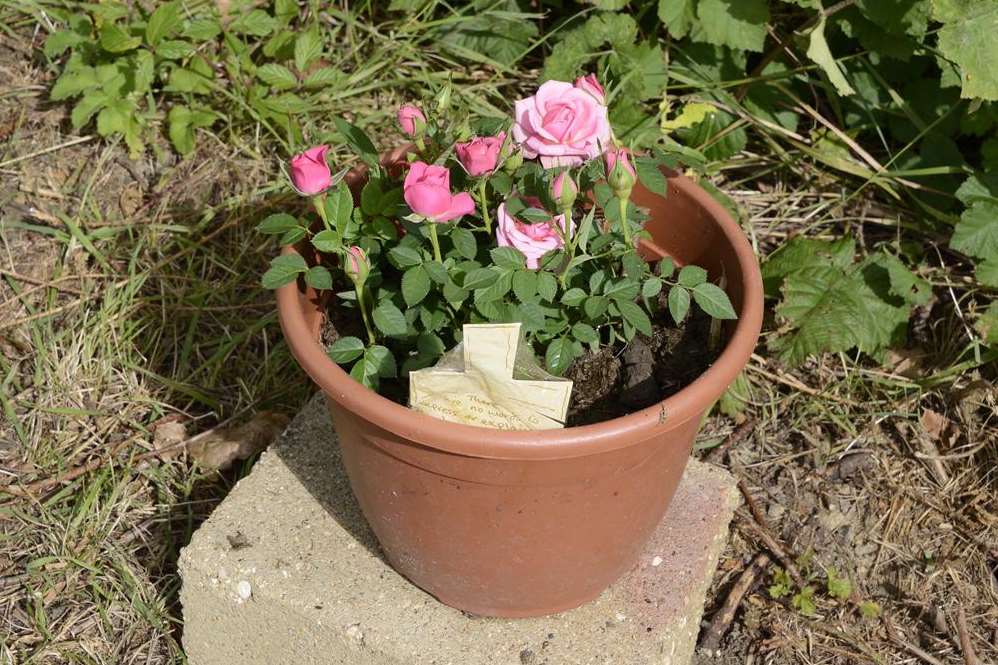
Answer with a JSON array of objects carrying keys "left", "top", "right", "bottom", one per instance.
[
  {"left": 289, "top": 145, "right": 331, "bottom": 195},
  {"left": 343, "top": 245, "right": 369, "bottom": 285},
  {"left": 495, "top": 198, "right": 573, "bottom": 270},
  {"left": 550, "top": 171, "right": 578, "bottom": 210},
  {"left": 403, "top": 161, "right": 476, "bottom": 223},
  {"left": 455, "top": 131, "right": 506, "bottom": 177},
  {"left": 605, "top": 145, "right": 636, "bottom": 196},
  {"left": 397, "top": 104, "right": 427, "bottom": 137},
  {"left": 512, "top": 80, "right": 612, "bottom": 168},
  {"left": 574, "top": 73, "right": 606, "bottom": 105}
]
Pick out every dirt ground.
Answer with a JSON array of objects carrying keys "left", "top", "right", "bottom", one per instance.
[{"left": 1, "top": 25, "right": 996, "bottom": 665}]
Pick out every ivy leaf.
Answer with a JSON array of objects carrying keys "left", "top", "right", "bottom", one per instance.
[
  {"left": 934, "top": 0, "right": 998, "bottom": 100},
  {"left": 327, "top": 336, "right": 365, "bottom": 364},
  {"left": 668, "top": 286, "right": 691, "bottom": 323},
  {"left": 692, "top": 0, "right": 769, "bottom": 53},
  {"left": 402, "top": 265, "right": 431, "bottom": 306},
  {"left": 692, "top": 282, "right": 737, "bottom": 319},
  {"left": 545, "top": 338, "right": 575, "bottom": 375},
  {"left": 372, "top": 301, "right": 408, "bottom": 337},
  {"left": 261, "top": 253, "right": 307, "bottom": 288}
]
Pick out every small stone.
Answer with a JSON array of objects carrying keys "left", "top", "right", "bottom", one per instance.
[
  {"left": 519, "top": 648, "right": 535, "bottom": 664},
  {"left": 651, "top": 556, "right": 663, "bottom": 567},
  {"left": 345, "top": 624, "right": 364, "bottom": 644},
  {"left": 236, "top": 580, "right": 252, "bottom": 601}
]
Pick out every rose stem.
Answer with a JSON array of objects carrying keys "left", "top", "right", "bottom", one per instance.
[
  {"left": 356, "top": 284, "right": 376, "bottom": 345},
  {"left": 312, "top": 193, "right": 330, "bottom": 231},
  {"left": 618, "top": 196, "right": 632, "bottom": 248},
  {"left": 428, "top": 222, "right": 443, "bottom": 263},
  {"left": 477, "top": 180, "right": 491, "bottom": 235}
]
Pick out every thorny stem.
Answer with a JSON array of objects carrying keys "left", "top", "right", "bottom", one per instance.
[
  {"left": 558, "top": 206, "right": 575, "bottom": 286},
  {"left": 477, "top": 179, "right": 491, "bottom": 235},
  {"left": 428, "top": 222, "right": 442, "bottom": 263}
]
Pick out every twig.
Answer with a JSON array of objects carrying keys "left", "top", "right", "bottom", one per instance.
[
  {"left": 699, "top": 552, "right": 771, "bottom": 655},
  {"left": 0, "top": 135, "right": 95, "bottom": 169},
  {"left": 735, "top": 508, "right": 805, "bottom": 588},
  {"left": 0, "top": 433, "right": 141, "bottom": 498},
  {"left": 956, "top": 607, "right": 981, "bottom": 665},
  {"left": 704, "top": 418, "right": 756, "bottom": 465},
  {"left": 884, "top": 615, "right": 946, "bottom": 665}
]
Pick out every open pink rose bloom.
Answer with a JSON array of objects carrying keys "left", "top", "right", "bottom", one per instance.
[
  {"left": 495, "top": 198, "right": 573, "bottom": 269},
  {"left": 455, "top": 132, "right": 506, "bottom": 176},
  {"left": 403, "top": 161, "right": 476, "bottom": 223},
  {"left": 512, "top": 80, "right": 611, "bottom": 168}
]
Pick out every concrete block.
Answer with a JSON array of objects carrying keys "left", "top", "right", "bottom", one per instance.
[{"left": 180, "top": 395, "right": 739, "bottom": 665}]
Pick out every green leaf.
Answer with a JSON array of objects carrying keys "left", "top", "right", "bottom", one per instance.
[
  {"left": 294, "top": 27, "right": 323, "bottom": 72},
  {"left": 537, "top": 272, "right": 558, "bottom": 302},
  {"left": 51, "top": 66, "right": 97, "bottom": 100},
  {"left": 311, "top": 230, "right": 340, "bottom": 253},
  {"left": 635, "top": 157, "right": 669, "bottom": 197},
  {"left": 805, "top": 15, "right": 855, "bottom": 96},
  {"left": 146, "top": 1, "right": 181, "bottom": 46},
  {"left": 561, "top": 288, "right": 587, "bottom": 306},
  {"left": 402, "top": 266, "right": 431, "bottom": 306},
  {"left": 372, "top": 301, "right": 408, "bottom": 337},
  {"left": 762, "top": 236, "right": 856, "bottom": 296},
  {"left": 545, "top": 338, "right": 575, "bottom": 375},
  {"left": 616, "top": 300, "right": 653, "bottom": 336},
  {"left": 693, "top": 282, "right": 737, "bottom": 319},
  {"left": 261, "top": 253, "right": 307, "bottom": 288},
  {"left": 463, "top": 267, "right": 499, "bottom": 290},
  {"left": 423, "top": 261, "right": 448, "bottom": 284},
  {"left": 658, "top": 0, "right": 697, "bottom": 39},
  {"left": 99, "top": 22, "right": 141, "bottom": 52},
  {"left": 934, "top": 0, "right": 998, "bottom": 100},
  {"left": 333, "top": 116, "right": 379, "bottom": 168},
  {"left": 257, "top": 63, "right": 298, "bottom": 89},
  {"left": 305, "top": 265, "right": 333, "bottom": 290},
  {"left": 229, "top": 9, "right": 277, "bottom": 36},
  {"left": 512, "top": 271, "right": 538, "bottom": 303},
  {"left": 678, "top": 265, "right": 708, "bottom": 287},
  {"left": 70, "top": 92, "right": 108, "bottom": 130},
  {"left": 977, "top": 301, "right": 998, "bottom": 344},
  {"left": 826, "top": 567, "right": 852, "bottom": 601},
  {"left": 642, "top": 277, "right": 663, "bottom": 299},
  {"left": 668, "top": 286, "right": 691, "bottom": 323},
  {"left": 44, "top": 29, "right": 86, "bottom": 58},
  {"left": 303, "top": 67, "right": 342, "bottom": 89},
  {"left": 474, "top": 270, "right": 513, "bottom": 303},
  {"left": 443, "top": 280, "right": 469, "bottom": 305},
  {"left": 692, "top": 0, "right": 769, "bottom": 52},
  {"left": 366, "top": 345, "right": 397, "bottom": 378},
  {"left": 167, "top": 105, "right": 195, "bottom": 155},
  {"left": 350, "top": 356, "right": 377, "bottom": 389},
  {"left": 584, "top": 295, "right": 609, "bottom": 319},
  {"left": 132, "top": 49, "right": 155, "bottom": 92},
  {"left": 490, "top": 246, "right": 526, "bottom": 270},
  {"left": 324, "top": 182, "right": 354, "bottom": 231},
  {"left": 327, "top": 336, "right": 365, "bottom": 364},
  {"left": 572, "top": 322, "right": 599, "bottom": 344},
  {"left": 658, "top": 257, "right": 675, "bottom": 278},
  {"left": 977, "top": 257, "right": 998, "bottom": 288},
  {"left": 257, "top": 213, "right": 299, "bottom": 235},
  {"left": 388, "top": 245, "right": 423, "bottom": 268},
  {"left": 517, "top": 302, "right": 547, "bottom": 331},
  {"left": 439, "top": 0, "right": 539, "bottom": 68},
  {"left": 451, "top": 227, "right": 478, "bottom": 260},
  {"left": 952, "top": 201, "right": 998, "bottom": 260},
  {"left": 184, "top": 17, "right": 221, "bottom": 41},
  {"left": 360, "top": 180, "right": 383, "bottom": 216}
]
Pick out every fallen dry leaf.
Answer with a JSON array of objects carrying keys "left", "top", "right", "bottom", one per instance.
[
  {"left": 189, "top": 412, "right": 289, "bottom": 470},
  {"left": 152, "top": 420, "right": 188, "bottom": 461}
]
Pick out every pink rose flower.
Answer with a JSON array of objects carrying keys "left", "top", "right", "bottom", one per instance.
[
  {"left": 512, "top": 80, "right": 611, "bottom": 168},
  {"left": 397, "top": 104, "right": 426, "bottom": 136},
  {"left": 496, "top": 198, "right": 573, "bottom": 269},
  {"left": 403, "top": 161, "right": 476, "bottom": 223},
  {"left": 574, "top": 74, "right": 605, "bottom": 105},
  {"left": 289, "top": 145, "right": 331, "bottom": 195},
  {"left": 344, "top": 246, "right": 369, "bottom": 285},
  {"left": 549, "top": 171, "right": 578, "bottom": 210},
  {"left": 455, "top": 131, "right": 506, "bottom": 176}
]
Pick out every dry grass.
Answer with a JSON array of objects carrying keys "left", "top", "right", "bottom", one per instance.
[{"left": 0, "top": 4, "right": 996, "bottom": 665}]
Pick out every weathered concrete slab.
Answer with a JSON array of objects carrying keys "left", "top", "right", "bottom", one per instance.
[{"left": 180, "top": 395, "right": 738, "bottom": 665}]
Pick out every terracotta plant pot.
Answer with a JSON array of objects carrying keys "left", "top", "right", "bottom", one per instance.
[{"left": 276, "top": 168, "right": 763, "bottom": 618}]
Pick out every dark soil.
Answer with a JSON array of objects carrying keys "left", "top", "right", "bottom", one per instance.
[{"left": 320, "top": 286, "right": 719, "bottom": 427}]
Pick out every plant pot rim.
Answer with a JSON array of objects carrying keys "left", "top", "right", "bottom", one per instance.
[{"left": 276, "top": 172, "right": 763, "bottom": 461}]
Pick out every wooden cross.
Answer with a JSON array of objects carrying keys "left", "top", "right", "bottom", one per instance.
[{"left": 409, "top": 323, "right": 573, "bottom": 430}]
